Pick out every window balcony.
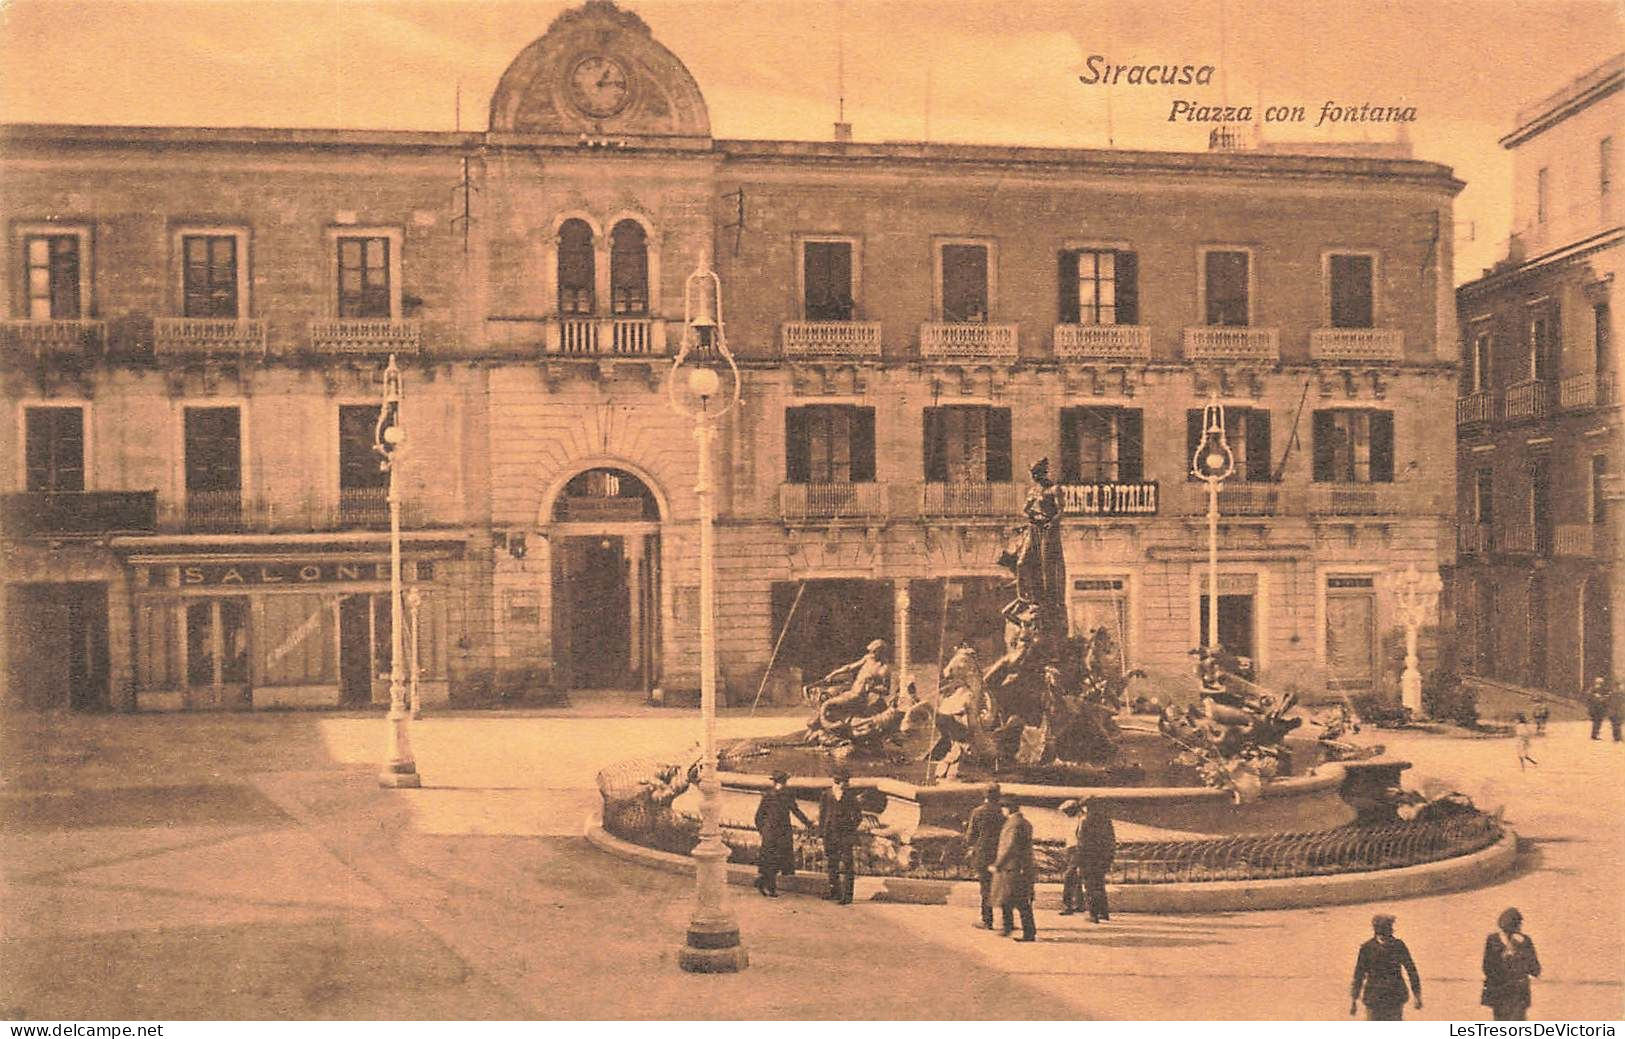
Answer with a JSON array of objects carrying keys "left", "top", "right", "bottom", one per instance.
[
  {"left": 1052, "top": 324, "right": 1151, "bottom": 362},
  {"left": 1554, "top": 524, "right": 1596, "bottom": 558},
  {"left": 778, "top": 482, "right": 886, "bottom": 522},
  {"left": 0, "top": 319, "right": 106, "bottom": 360},
  {"left": 1457, "top": 522, "right": 1491, "bottom": 557},
  {"left": 1, "top": 490, "right": 157, "bottom": 536},
  {"left": 781, "top": 321, "right": 883, "bottom": 359},
  {"left": 1307, "top": 484, "right": 1412, "bottom": 516},
  {"left": 1183, "top": 482, "right": 1281, "bottom": 516},
  {"left": 920, "top": 480, "right": 1020, "bottom": 518},
  {"left": 1502, "top": 379, "right": 1551, "bottom": 422},
  {"left": 1558, "top": 371, "right": 1616, "bottom": 411},
  {"left": 543, "top": 317, "right": 667, "bottom": 356},
  {"left": 153, "top": 318, "right": 267, "bottom": 358},
  {"left": 309, "top": 319, "right": 422, "bottom": 356},
  {"left": 1182, "top": 326, "right": 1279, "bottom": 362},
  {"left": 1456, "top": 391, "right": 1495, "bottom": 428},
  {"left": 919, "top": 322, "right": 1019, "bottom": 361},
  {"left": 1497, "top": 523, "right": 1536, "bottom": 556},
  {"left": 1309, "top": 328, "right": 1404, "bottom": 363}
]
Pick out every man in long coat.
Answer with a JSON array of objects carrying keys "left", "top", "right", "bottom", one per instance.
[
  {"left": 1349, "top": 913, "right": 1422, "bottom": 1020},
  {"left": 961, "top": 784, "right": 1004, "bottom": 929},
  {"left": 754, "top": 771, "right": 811, "bottom": 897},
  {"left": 992, "top": 800, "right": 1037, "bottom": 941},
  {"left": 818, "top": 770, "right": 864, "bottom": 904}
]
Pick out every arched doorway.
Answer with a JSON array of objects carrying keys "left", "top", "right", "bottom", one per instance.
[
  {"left": 549, "top": 467, "right": 661, "bottom": 691},
  {"left": 1582, "top": 573, "right": 1613, "bottom": 692}
]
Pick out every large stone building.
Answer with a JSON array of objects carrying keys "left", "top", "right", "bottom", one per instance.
[
  {"left": 1452, "top": 54, "right": 1622, "bottom": 699},
  {"left": 1, "top": 1, "right": 1462, "bottom": 712}
]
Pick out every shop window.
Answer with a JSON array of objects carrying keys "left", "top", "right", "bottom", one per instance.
[
  {"left": 1312, "top": 409, "right": 1395, "bottom": 483},
  {"left": 1060, "top": 407, "right": 1143, "bottom": 483},
  {"left": 24, "top": 405, "right": 84, "bottom": 492}
]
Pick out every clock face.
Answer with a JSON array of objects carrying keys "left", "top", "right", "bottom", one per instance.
[{"left": 569, "top": 55, "right": 631, "bottom": 118}]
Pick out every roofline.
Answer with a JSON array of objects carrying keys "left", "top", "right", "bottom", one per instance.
[
  {"left": 0, "top": 121, "right": 1463, "bottom": 192},
  {"left": 1456, "top": 225, "right": 1624, "bottom": 298},
  {"left": 1500, "top": 54, "right": 1623, "bottom": 150}
]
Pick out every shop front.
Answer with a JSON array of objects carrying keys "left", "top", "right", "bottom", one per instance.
[{"left": 125, "top": 549, "right": 456, "bottom": 710}]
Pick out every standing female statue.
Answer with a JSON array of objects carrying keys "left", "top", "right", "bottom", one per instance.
[{"left": 1008, "top": 458, "right": 1068, "bottom": 638}]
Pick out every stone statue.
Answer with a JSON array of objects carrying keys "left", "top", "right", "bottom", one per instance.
[{"left": 1002, "top": 458, "right": 1068, "bottom": 642}]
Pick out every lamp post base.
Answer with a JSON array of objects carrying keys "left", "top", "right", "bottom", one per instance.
[
  {"left": 378, "top": 763, "right": 422, "bottom": 788},
  {"left": 678, "top": 920, "right": 748, "bottom": 974}
]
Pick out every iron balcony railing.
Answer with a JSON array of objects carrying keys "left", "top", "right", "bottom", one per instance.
[
  {"left": 1182, "top": 326, "right": 1279, "bottom": 362},
  {"left": 1183, "top": 482, "right": 1281, "bottom": 516},
  {"left": 1558, "top": 371, "right": 1616, "bottom": 411},
  {"left": 153, "top": 318, "right": 268, "bottom": 357},
  {"left": 1554, "top": 524, "right": 1595, "bottom": 558},
  {"left": 159, "top": 490, "right": 427, "bottom": 533},
  {"left": 777, "top": 482, "right": 887, "bottom": 521},
  {"left": 781, "top": 321, "right": 883, "bottom": 358},
  {"left": 919, "top": 322, "right": 1019, "bottom": 360},
  {"left": 0, "top": 319, "right": 107, "bottom": 360},
  {"left": 544, "top": 317, "right": 667, "bottom": 356},
  {"left": 308, "top": 319, "right": 422, "bottom": 355},
  {"left": 1, "top": 490, "right": 157, "bottom": 536},
  {"left": 1307, "top": 484, "right": 1416, "bottom": 517},
  {"left": 1456, "top": 391, "right": 1495, "bottom": 427},
  {"left": 1309, "top": 328, "right": 1404, "bottom": 363},
  {"left": 1456, "top": 522, "right": 1491, "bottom": 556},
  {"left": 1503, "top": 379, "right": 1550, "bottom": 422},
  {"left": 1051, "top": 324, "right": 1151, "bottom": 362},
  {"left": 919, "top": 480, "right": 1021, "bottom": 517}
]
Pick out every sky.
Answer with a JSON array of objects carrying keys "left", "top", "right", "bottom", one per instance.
[{"left": 1, "top": 0, "right": 1620, "bottom": 281}]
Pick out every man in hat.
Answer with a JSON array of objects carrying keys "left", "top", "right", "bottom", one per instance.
[
  {"left": 1057, "top": 799, "right": 1085, "bottom": 915},
  {"left": 993, "top": 800, "right": 1037, "bottom": 941},
  {"left": 818, "top": 768, "right": 864, "bottom": 904},
  {"left": 1349, "top": 913, "right": 1422, "bottom": 1020},
  {"left": 753, "top": 771, "right": 811, "bottom": 897},
  {"left": 962, "top": 783, "right": 1004, "bottom": 929}
]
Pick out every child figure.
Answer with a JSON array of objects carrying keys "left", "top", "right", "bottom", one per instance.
[
  {"left": 1531, "top": 699, "right": 1550, "bottom": 737},
  {"left": 1513, "top": 713, "right": 1538, "bottom": 770}
]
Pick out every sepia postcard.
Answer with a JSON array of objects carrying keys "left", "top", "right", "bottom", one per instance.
[{"left": 0, "top": 0, "right": 1620, "bottom": 1026}]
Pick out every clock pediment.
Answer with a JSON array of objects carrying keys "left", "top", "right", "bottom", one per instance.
[{"left": 489, "top": 0, "right": 710, "bottom": 139}]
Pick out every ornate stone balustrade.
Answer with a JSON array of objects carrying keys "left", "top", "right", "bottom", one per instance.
[
  {"left": 919, "top": 322, "right": 1019, "bottom": 360},
  {"left": 0, "top": 319, "right": 106, "bottom": 359},
  {"left": 544, "top": 317, "right": 666, "bottom": 356},
  {"left": 1181, "top": 326, "right": 1279, "bottom": 361},
  {"left": 309, "top": 319, "right": 422, "bottom": 355},
  {"left": 781, "top": 321, "right": 882, "bottom": 358},
  {"left": 1309, "top": 328, "right": 1404, "bottom": 362},
  {"left": 1052, "top": 324, "right": 1151, "bottom": 361},
  {"left": 153, "top": 318, "right": 267, "bottom": 357}
]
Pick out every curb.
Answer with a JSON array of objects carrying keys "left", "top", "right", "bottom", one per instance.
[{"left": 584, "top": 813, "right": 1521, "bottom": 913}]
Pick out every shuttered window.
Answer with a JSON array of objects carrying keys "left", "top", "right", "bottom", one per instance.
[
  {"left": 24, "top": 406, "right": 85, "bottom": 492},
  {"left": 1059, "top": 407, "right": 1143, "bottom": 482},
  {"left": 924, "top": 405, "right": 1011, "bottom": 482},
  {"left": 1186, "top": 407, "right": 1272, "bottom": 482},
  {"left": 1312, "top": 409, "right": 1395, "bottom": 483},
  {"left": 785, "top": 405, "right": 874, "bottom": 483}
]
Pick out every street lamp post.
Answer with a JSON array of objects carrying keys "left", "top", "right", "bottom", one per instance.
[
  {"left": 1391, "top": 565, "right": 1442, "bottom": 717},
  {"left": 376, "top": 354, "right": 421, "bottom": 789},
  {"left": 668, "top": 252, "right": 747, "bottom": 974},
  {"left": 1191, "top": 394, "right": 1236, "bottom": 658}
]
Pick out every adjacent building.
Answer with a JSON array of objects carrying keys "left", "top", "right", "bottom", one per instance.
[
  {"left": 1, "top": 0, "right": 1463, "bottom": 712},
  {"left": 1452, "top": 54, "right": 1622, "bottom": 699}
]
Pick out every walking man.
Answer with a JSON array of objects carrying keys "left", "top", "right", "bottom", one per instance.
[
  {"left": 1587, "top": 677, "right": 1610, "bottom": 740},
  {"left": 962, "top": 783, "right": 1003, "bottom": 929},
  {"left": 818, "top": 769, "right": 864, "bottom": 904},
  {"left": 1349, "top": 913, "right": 1423, "bottom": 1020},
  {"left": 993, "top": 800, "right": 1037, "bottom": 942},
  {"left": 753, "top": 771, "right": 811, "bottom": 898},
  {"left": 1608, "top": 679, "right": 1624, "bottom": 743}
]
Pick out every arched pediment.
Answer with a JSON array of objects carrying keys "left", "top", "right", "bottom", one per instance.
[{"left": 488, "top": 1, "right": 710, "bottom": 138}]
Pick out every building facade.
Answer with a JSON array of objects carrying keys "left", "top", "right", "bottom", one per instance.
[
  {"left": 2, "top": 1, "right": 1462, "bottom": 712},
  {"left": 1453, "top": 54, "right": 1622, "bottom": 699}
]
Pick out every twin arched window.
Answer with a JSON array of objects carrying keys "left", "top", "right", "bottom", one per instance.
[{"left": 557, "top": 218, "right": 649, "bottom": 317}]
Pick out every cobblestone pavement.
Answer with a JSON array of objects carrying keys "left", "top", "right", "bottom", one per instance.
[{"left": 1, "top": 708, "right": 1620, "bottom": 1020}]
